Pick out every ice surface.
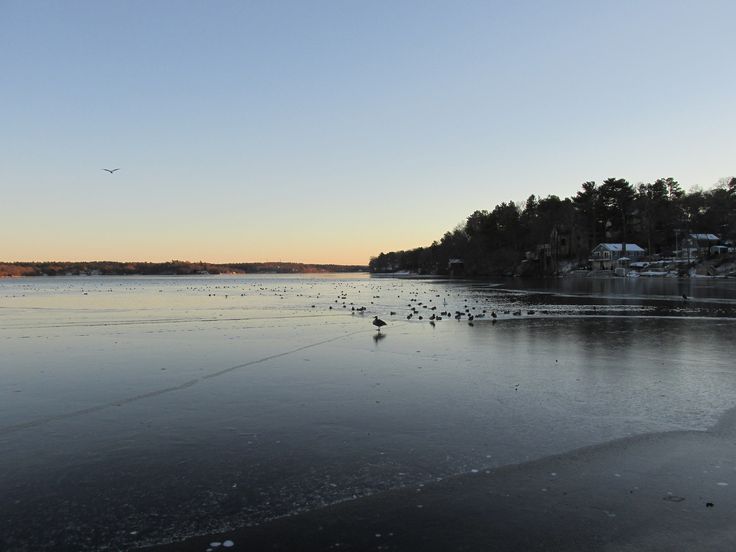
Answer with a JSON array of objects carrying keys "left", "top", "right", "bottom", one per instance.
[{"left": 1, "top": 274, "right": 736, "bottom": 550}]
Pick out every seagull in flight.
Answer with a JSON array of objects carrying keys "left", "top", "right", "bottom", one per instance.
[{"left": 102, "top": 168, "right": 120, "bottom": 174}]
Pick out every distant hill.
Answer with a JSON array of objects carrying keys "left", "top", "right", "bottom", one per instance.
[{"left": 0, "top": 261, "right": 368, "bottom": 277}]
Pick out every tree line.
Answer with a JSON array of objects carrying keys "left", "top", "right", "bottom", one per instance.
[
  {"left": 0, "top": 261, "right": 368, "bottom": 278},
  {"left": 369, "top": 176, "right": 736, "bottom": 276}
]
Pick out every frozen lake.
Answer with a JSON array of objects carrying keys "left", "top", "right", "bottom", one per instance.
[{"left": 1, "top": 274, "right": 735, "bottom": 550}]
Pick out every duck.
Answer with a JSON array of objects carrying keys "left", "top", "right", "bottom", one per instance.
[{"left": 373, "top": 316, "right": 387, "bottom": 332}]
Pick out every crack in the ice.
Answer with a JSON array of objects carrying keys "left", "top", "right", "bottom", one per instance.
[{"left": 0, "top": 329, "right": 369, "bottom": 436}]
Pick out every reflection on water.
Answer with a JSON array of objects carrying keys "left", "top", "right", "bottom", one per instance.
[
  {"left": 372, "top": 331, "right": 387, "bottom": 343},
  {"left": 1, "top": 274, "right": 735, "bottom": 550},
  {"left": 486, "top": 275, "right": 736, "bottom": 303}
]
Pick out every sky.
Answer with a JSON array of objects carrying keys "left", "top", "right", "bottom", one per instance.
[{"left": 1, "top": 0, "right": 734, "bottom": 265}]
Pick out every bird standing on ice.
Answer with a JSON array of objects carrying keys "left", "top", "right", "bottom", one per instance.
[{"left": 373, "top": 316, "right": 387, "bottom": 332}]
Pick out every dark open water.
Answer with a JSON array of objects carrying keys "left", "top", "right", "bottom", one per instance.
[{"left": 1, "top": 274, "right": 735, "bottom": 550}]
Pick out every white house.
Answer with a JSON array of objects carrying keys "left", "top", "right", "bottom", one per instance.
[
  {"left": 589, "top": 243, "right": 646, "bottom": 270},
  {"left": 680, "top": 233, "right": 719, "bottom": 257}
]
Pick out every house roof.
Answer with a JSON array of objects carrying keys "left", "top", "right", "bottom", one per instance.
[
  {"left": 594, "top": 243, "right": 645, "bottom": 252},
  {"left": 688, "top": 233, "right": 719, "bottom": 241}
]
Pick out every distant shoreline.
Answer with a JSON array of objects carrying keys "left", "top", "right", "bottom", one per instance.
[{"left": 0, "top": 261, "right": 368, "bottom": 278}]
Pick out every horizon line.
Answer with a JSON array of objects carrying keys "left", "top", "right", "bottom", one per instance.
[{"left": 1, "top": 259, "right": 369, "bottom": 267}]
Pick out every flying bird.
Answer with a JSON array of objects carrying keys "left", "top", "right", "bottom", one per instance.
[{"left": 102, "top": 168, "right": 120, "bottom": 174}]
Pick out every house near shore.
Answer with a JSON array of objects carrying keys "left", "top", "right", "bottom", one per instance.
[
  {"left": 680, "top": 233, "right": 720, "bottom": 258},
  {"left": 448, "top": 258, "right": 465, "bottom": 278},
  {"left": 550, "top": 225, "right": 595, "bottom": 262},
  {"left": 529, "top": 225, "right": 596, "bottom": 275},
  {"left": 589, "top": 243, "right": 646, "bottom": 270}
]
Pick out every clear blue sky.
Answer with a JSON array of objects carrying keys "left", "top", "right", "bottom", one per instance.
[{"left": 2, "top": 0, "right": 734, "bottom": 264}]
